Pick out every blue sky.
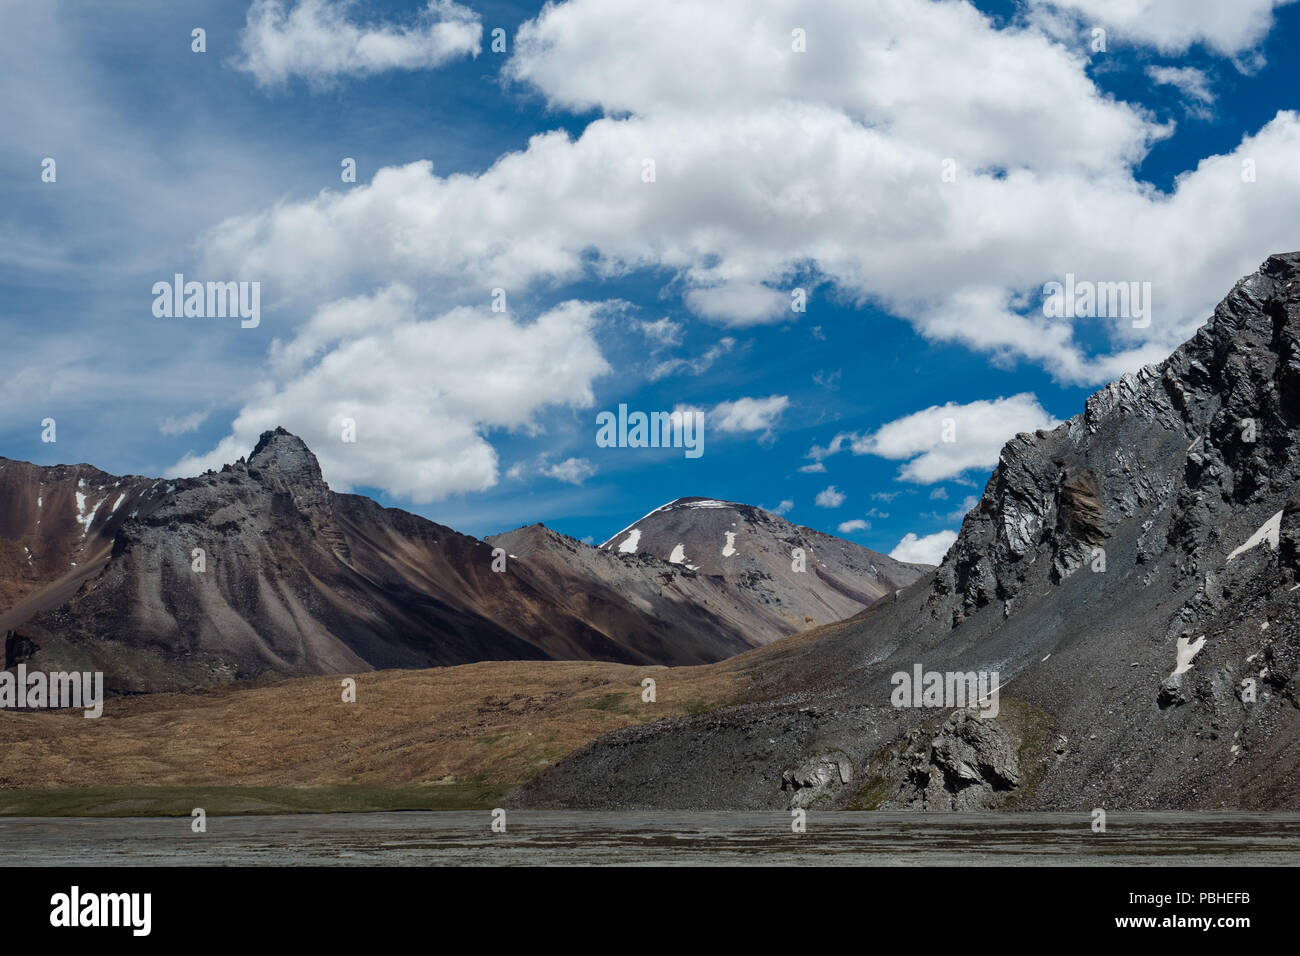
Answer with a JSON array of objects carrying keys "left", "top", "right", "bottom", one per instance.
[{"left": 3, "top": 0, "right": 1300, "bottom": 563}]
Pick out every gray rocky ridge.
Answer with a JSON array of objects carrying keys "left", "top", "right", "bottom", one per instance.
[{"left": 512, "top": 252, "right": 1300, "bottom": 812}]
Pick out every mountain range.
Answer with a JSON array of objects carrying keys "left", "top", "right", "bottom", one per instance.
[
  {"left": 0, "top": 436, "right": 924, "bottom": 692},
  {"left": 5, "top": 254, "right": 1300, "bottom": 813},
  {"left": 514, "top": 252, "right": 1300, "bottom": 811}
]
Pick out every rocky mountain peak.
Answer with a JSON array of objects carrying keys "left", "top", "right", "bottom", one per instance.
[
  {"left": 514, "top": 255, "right": 1300, "bottom": 814},
  {"left": 929, "top": 251, "right": 1300, "bottom": 626},
  {"left": 242, "top": 427, "right": 337, "bottom": 537},
  {"left": 247, "top": 428, "right": 328, "bottom": 488}
]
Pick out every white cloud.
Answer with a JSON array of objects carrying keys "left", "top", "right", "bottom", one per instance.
[
  {"left": 1028, "top": 0, "right": 1296, "bottom": 56},
  {"left": 670, "top": 395, "right": 788, "bottom": 444},
  {"left": 890, "top": 530, "right": 958, "bottom": 565},
  {"left": 1147, "top": 65, "right": 1215, "bottom": 104},
  {"left": 807, "top": 433, "right": 853, "bottom": 464},
  {"left": 269, "top": 284, "right": 413, "bottom": 375},
  {"left": 512, "top": 452, "right": 599, "bottom": 484},
  {"left": 201, "top": 0, "right": 1300, "bottom": 397},
  {"left": 1146, "top": 66, "right": 1216, "bottom": 121},
  {"left": 543, "top": 457, "right": 596, "bottom": 484},
  {"left": 235, "top": 0, "right": 481, "bottom": 88},
  {"left": 159, "top": 410, "right": 210, "bottom": 437},
  {"left": 683, "top": 283, "right": 789, "bottom": 325},
  {"left": 798, "top": 462, "right": 826, "bottom": 474},
  {"left": 815, "top": 485, "right": 846, "bottom": 508},
  {"left": 837, "top": 518, "right": 870, "bottom": 533},
  {"left": 648, "top": 336, "right": 737, "bottom": 380},
  {"left": 930, "top": 487, "right": 949, "bottom": 500},
  {"left": 171, "top": 289, "right": 612, "bottom": 502},
  {"left": 709, "top": 395, "right": 789, "bottom": 436},
  {"left": 639, "top": 317, "right": 684, "bottom": 348},
  {"left": 766, "top": 498, "right": 794, "bottom": 515},
  {"left": 818, "top": 394, "right": 1061, "bottom": 484}
]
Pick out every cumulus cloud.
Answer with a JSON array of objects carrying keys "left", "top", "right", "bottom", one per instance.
[
  {"left": 671, "top": 395, "right": 789, "bottom": 445},
  {"left": 1028, "top": 0, "right": 1296, "bottom": 56},
  {"left": 837, "top": 518, "right": 870, "bottom": 533},
  {"left": 510, "top": 453, "right": 598, "bottom": 485},
  {"left": 543, "top": 457, "right": 596, "bottom": 484},
  {"left": 159, "top": 410, "right": 210, "bottom": 437},
  {"left": 235, "top": 0, "right": 481, "bottom": 88},
  {"left": 815, "top": 485, "right": 846, "bottom": 508},
  {"left": 171, "top": 288, "right": 612, "bottom": 502},
  {"left": 683, "top": 283, "right": 789, "bottom": 325},
  {"left": 190, "top": 0, "right": 1300, "bottom": 515},
  {"left": 813, "top": 394, "right": 1061, "bottom": 484},
  {"left": 890, "top": 529, "right": 958, "bottom": 565},
  {"left": 709, "top": 395, "right": 789, "bottom": 435},
  {"left": 202, "top": 0, "right": 1300, "bottom": 388},
  {"left": 268, "top": 283, "right": 413, "bottom": 375},
  {"left": 766, "top": 498, "right": 794, "bottom": 516}
]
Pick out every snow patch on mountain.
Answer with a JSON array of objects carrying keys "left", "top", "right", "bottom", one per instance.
[{"left": 1227, "top": 510, "right": 1283, "bottom": 561}]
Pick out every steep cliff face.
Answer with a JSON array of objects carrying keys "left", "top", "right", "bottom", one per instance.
[
  {"left": 513, "top": 253, "right": 1300, "bottom": 812},
  {"left": 940, "top": 253, "right": 1300, "bottom": 624}
]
